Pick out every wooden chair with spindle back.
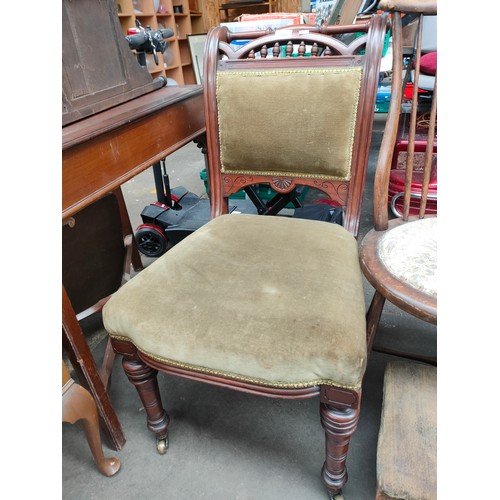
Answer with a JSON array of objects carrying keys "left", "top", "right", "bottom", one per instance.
[{"left": 359, "top": 0, "right": 437, "bottom": 361}]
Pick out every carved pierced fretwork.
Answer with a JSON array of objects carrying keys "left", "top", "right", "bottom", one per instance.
[
  {"left": 222, "top": 175, "right": 256, "bottom": 197},
  {"left": 218, "top": 21, "right": 374, "bottom": 61},
  {"left": 221, "top": 174, "right": 349, "bottom": 207},
  {"left": 312, "top": 180, "right": 349, "bottom": 205},
  {"left": 194, "top": 133, "right": 208, "bottom": 155}
]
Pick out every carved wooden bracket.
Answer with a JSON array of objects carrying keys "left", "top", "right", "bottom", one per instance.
[
  {"left": 221, "top": 174, "right": 350, "bottom": 205},
  {"left": 320, "top": 385, "right": 360, "bottom": 409}
]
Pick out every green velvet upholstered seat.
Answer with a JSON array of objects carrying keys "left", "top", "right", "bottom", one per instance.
[{"left": 103, "top": 214, "right": 367, "bottom": 390}]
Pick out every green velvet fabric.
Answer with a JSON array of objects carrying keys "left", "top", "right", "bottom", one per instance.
[
  {"left": 217, "top": 67, "right": 363, "bottom": 181},
  {"left": 103, "top": 214, "right": 367, "bottom": 389}
]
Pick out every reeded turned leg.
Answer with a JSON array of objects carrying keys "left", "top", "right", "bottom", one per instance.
[
  {"left": 122, "top": 358, "right": 170, "bottom": 454},
  {"left": 320, "top": 401, "right": 360, "bottom": 499}
]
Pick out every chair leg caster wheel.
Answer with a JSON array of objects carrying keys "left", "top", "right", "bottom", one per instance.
[{"left": 156, "top": 437, "right": 168, "bottom": 455}]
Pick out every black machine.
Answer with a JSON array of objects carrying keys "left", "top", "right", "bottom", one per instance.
[
  {"left": 125, "top": 22, "right": 214, "bottom": 257},
  {"left": 125, "top": 24, "right": 344, "bottom": 258},
  {"left": 125, "top": 20, "right": 173, "bottom": 70}
]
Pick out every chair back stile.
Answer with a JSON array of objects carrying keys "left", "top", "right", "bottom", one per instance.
[{"left": 373, "top": 12, "right": 404, "bottom": 231}]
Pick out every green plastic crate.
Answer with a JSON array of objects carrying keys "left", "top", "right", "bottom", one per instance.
[
  {"left": 199, "top": 168, "right": 245, "bottom": 200},
  {"left": 356, "top": 29, "right": 390, "bottom": 57}
]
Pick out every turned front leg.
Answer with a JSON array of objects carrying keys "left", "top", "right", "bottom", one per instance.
[
  {"left": 320, "top": 399, "right": 360, "bottom": 498},
  {"left": 122, "top": 358, "right": 170, "bottom": 454}
]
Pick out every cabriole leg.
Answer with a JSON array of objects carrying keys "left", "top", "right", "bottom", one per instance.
[{"left": 122, "top": 358, "right": 170, "bottom": 454}]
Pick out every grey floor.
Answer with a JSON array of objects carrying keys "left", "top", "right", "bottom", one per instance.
[{"left": 62, "top": 114, "right": 437, "bottom": 499}]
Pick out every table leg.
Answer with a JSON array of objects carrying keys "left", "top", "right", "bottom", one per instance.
[
  {"left": 62, "top": 284, "right": 125, "bottom": 451},
  {"left": 113, "top": 186, "right": 143, "bottom": 272}
]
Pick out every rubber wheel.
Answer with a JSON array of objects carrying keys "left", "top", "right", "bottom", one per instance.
[{"left": 135, "top": 226, "right": 168, "bottom": 257}]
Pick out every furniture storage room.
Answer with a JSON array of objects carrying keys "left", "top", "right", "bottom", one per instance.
[{"left": 58, "top": 0, "right": 466, "bottom": 498}]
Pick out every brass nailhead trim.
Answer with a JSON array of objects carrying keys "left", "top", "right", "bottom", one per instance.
[{"left": 110, "top": 334, "right": 360, "bottom": 391}]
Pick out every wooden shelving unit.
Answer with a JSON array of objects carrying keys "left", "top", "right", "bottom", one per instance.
[
  {"left": 218, "top": 1, "right": 277, "bottom": 23},
  {"left": 115, "top": 0, "right": 206, "bottom": 85}
]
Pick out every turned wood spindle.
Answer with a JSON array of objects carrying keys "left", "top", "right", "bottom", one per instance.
[
  {"left": 286, "top": 41, "right": 293, "bottom": 57},
  {"left": 273, "top": 42, "right": 280, "bottom": 58},
  {"left": 260, "top": 45, "right": 268, "bottom": 58},
  {"left": 311, "top": 42, "right": 319, "bottom": 57},
  {"left": 248, "top": 49, "right": 255, "bottom": 59},
  {"left": 298, "top": 41, "right": 306, "bottom": 57}
]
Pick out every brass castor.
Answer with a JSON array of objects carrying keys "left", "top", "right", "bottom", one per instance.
[{"left": 156, "top": 437, "right": 169, "bottom": 455}]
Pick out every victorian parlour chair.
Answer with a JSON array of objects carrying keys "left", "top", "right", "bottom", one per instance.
[
  {"left": 102, "top": 16, "right": 388, "bottom": 499},
  {"left": 359, "top": 0, "right": 437, "bottom": 361}
]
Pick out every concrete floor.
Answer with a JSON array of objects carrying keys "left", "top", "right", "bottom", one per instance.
[{"left": 62, "top": 114, "right": 437, "bottom": 499}]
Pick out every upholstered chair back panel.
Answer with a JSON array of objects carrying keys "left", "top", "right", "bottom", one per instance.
[{"left": 216, "top": 66, "right": 363, "bottom": 181}]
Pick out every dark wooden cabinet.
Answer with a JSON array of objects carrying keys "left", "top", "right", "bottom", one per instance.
[{"left": 63, "top": 0, "right": 165, "bottom": 125}]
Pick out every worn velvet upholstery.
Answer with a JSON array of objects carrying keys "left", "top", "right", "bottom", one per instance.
[
  {"left": 217, "top": 67, "right": 363, "bottom": 180},
  {"left": 103, "top": 214, "right": 367, "bottom": 390}
]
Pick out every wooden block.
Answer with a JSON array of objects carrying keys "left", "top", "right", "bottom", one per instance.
[{"left": 376, "top": 361, "right": 437, "bottom": 500}]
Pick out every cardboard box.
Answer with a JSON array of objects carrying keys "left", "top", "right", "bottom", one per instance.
[{"left": 237, "top": 12, "right": 305, "bottom": 25}]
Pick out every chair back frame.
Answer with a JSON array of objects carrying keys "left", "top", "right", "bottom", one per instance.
[
  {"left": 373, "top": 0, "right": 437, "bottom": 230},
  {"left": 203, "top": 15, "right": 388, "bottom": 237}
]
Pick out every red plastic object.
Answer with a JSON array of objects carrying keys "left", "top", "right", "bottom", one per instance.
[
  {"left": 403, "top": 83, "right": 430, "bottom": 100},
  {"left": 388, "top": 159, "right": 437, "bottom": 216}
]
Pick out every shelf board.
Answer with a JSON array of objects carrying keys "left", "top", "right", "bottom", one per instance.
[{"left": 115, "top": 0, "right": 205, "bottom": 85}]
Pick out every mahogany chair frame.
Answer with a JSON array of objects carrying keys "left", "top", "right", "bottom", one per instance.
[
  {"left": 359, "top": 0, "right": 437, "bottom": 360},
  {"left": 110, "top": 17, "right": 388, "bottom": 499}
]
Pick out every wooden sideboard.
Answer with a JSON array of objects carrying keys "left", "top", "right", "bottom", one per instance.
[{"left": 62, "top": 84, "right": 206, "bottom": 450}]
